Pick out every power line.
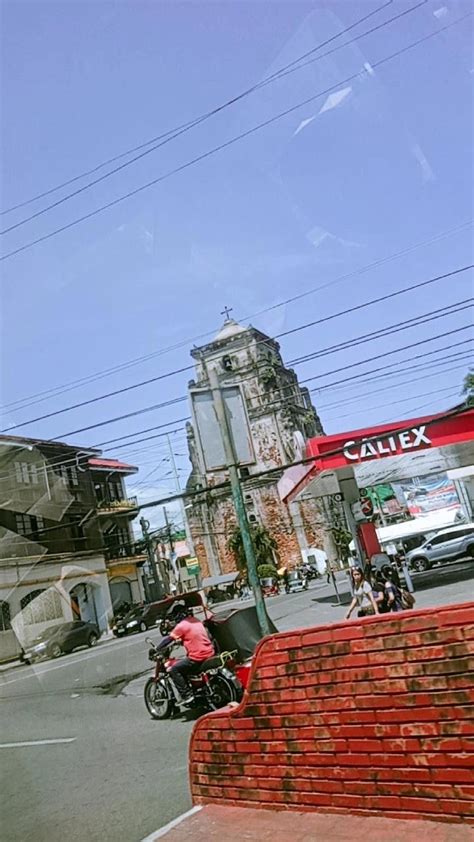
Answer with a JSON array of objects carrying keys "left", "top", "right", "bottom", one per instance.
[
  {"left": 312, "top": 343, "right": 474, "bottom": 396},
  {"left": 237, "top": 304, "right": 473, "bottom": 407},
  {"left": 95, "top": 416, "right": 191, "bottom": 448},
  {"left": 3, "top": 264, "right": 471, "bottom": 432},
  {"left": 2, "top": 13, "right": 469, "bottom": 262},
  {"left": 1, "top": 1, "right": 400, "bottom": 230},
  {"left": 136, "top": 405, "right": 472, "bottom": 512},
  {"left": 4, "top": 345, "right": 466, "bottom": 484},
  {"left": 287, "top": 298, "right": 473, "bottom": 366},
  {"left": 3, "top": 221, "right": 471, "bottom": 414},
  {"left": 7, "top": 295, "right": 471, "bottom": 439},
  {"left": 322, "top": 383, "right": 464, "bottom": 423},
  {"left": 316, "top": 355, "right": 473, "bottom": 409},
  {"left": 302, "top": 325, "right": 473, "bottom": 389},
  {"left": 55, "top": 324, "right": 472, "bottom": 440},
  {"left": 0, "top": 369, "right": 193, "bottom": 432}
]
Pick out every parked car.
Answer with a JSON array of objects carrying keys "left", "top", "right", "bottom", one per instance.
[
  {"left": 112, "top": 602, "right": 168, "bottom": 636},
  {"left": 285, "top": 570, "right": 308, "bottom": 593},
  {"left": 22, "top": 621, "right": 100, "bottom": 663},
  {"left": 406, "top": 524, "right": 474, "bottom": 572}
]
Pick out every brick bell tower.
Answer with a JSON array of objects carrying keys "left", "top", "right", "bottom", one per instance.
[{"left": 185, "top": 314, "right": 325, "bottom": 577}]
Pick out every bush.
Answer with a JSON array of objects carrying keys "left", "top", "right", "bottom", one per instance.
[{"left": 257, "top": 564, "right": 278, "bottom": 580}]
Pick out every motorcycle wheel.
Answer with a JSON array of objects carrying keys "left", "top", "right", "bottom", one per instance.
[
  {"left": 144, "top": 678, "right": 173, "bottom": 720},
  {"left": 205, "top": 674, "right": 238, "bottom": 711}
]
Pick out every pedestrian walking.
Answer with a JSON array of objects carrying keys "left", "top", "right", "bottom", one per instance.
[
  {"left": 345, "top": 567, "right": 379, "bottom": 619},
  {"left": 383, "top": 568, "right": 404, "bottom": 612}
]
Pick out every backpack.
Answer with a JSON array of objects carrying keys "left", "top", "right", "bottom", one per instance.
[{"left": 401, "top": 589, "right": 416, "bottom": 609}]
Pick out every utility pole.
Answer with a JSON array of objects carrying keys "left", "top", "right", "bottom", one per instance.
[
  {"left": 163, "top": 506, "right": 177, "bottom": 591},
  {"left": 140, "top": 516, "right": 162, "bottom": 600},
  {"left": 209, "top": 368, "right": 271, "bottom": 636},
  {"left": 166, "top": 433, "right": 203, "bottom": 590}
]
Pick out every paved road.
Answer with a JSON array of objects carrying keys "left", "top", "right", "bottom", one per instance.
[{"left": 1, "top": 560, "right": 472, "bottom": 842}]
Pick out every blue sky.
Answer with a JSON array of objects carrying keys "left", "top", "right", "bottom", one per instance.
[{"left": 1, "top": 0, "right": 472, "bottom": 528}]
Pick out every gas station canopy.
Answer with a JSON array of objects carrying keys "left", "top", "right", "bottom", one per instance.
[{"left": 279, "top": 407, "right": 474, "bottom": 505}]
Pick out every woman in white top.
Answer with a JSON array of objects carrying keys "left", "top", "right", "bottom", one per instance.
[{"left": 345, "top": 567, "right": 379, "bottom": 619}]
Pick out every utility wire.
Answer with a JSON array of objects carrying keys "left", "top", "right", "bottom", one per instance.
[
  {"left": 1, "top": 1, "right": 400, "bottom": 230},
  {"left": 4, "top": 296, "right": 470, "bottom": 434},
  {"left": 0, "top": 345, "right": 468, "bottom": 486},
  {"left": 312, "top": 342, "right": 473, "bottom": 395},
  {"left": 302, "top": 325, "right": 473, "bottom": 390},
  {"left": 136, "top": 405, "right": 472, "bottom": 512},
  {"left": 5, "top": 349, "right": 466, "bottom": 481},
  {"left": 1, "top": 1, "right": 398, "bottom": 219},
  {"left": 54, "top": 324, "right": 472, "bottom": 440},
  {"left": 2, "top": 13, "right": 469, "bottom": 262},
  {"left": 3, "top": 221, "right": 471, "bottom": 413},
  {"left": 316, "top": 356, "right": 473, "bottom": 409},
  {"left": 287, "top": 298, "right": 473, "bottom": 366},
  {"left": 3, "top": 264, "right": 470, "bottom": 432},
  {"left": 323, "top": 384, "right": 463, "bottom": 423}
]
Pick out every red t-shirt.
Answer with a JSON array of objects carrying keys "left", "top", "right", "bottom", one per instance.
[{"left": 170, "top": 617, "right": 215, "bottom": 661}]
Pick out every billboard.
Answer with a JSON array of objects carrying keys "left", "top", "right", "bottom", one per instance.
[
  {"left": 190, "top": 385, "right": 255, "bottom": 472},
  {"left": 396, "top": 473, "right": 460, "bottom": 516}
]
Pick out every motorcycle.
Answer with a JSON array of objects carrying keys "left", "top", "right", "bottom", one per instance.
[{"left": 144, "top": 638, "right": 243, "bottom": 720}]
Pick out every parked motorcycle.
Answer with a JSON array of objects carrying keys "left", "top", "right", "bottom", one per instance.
[{"left": 144, "top": 638, "right": 243, "bottom": 720}]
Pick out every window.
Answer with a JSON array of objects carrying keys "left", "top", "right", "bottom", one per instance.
[
  {"left": 58, "top": 464, "right": 79, "bottom": 487},
  {"left": 68, "top": 517, "right": 85, "bottom": 551},
  {"left": 430, "top": 532, "right": 456, "bottom": 545},
  {"left": 15, "top": 514, "right": 45, "bottom": 540},
  {"left": 107, "top": 480, "right": 123, "bottom": 501},
  {"left": 14, "top": 461, "right": 39, "bottom": 485},
  {"left": 0, "top": 601, "right": 11, "bottom": 631},
  {"left": 20, "top": 589, "right": 62, "bottom": 624}
]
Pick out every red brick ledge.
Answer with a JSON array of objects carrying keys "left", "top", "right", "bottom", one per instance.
[{"left": 189, "top": 601, "right": 474, "bottom": 824}]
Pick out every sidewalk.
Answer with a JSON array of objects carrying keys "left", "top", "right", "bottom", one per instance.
[{"left": 150, "top": 805, "right": 474, "bottom": 841}]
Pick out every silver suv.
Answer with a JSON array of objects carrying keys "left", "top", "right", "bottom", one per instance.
[{"left": 406, "top": 524, "right": 474, "bottom": 572}]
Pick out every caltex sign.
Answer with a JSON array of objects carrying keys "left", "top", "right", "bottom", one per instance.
[{"left": 343, "top": 425, "right": 431, "bottom": 462}]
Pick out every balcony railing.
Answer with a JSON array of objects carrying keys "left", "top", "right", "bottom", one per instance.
[
  {"left": 104, "top": 541, "right": 146, "bottom": 562},
  {"left": 97, "top": 497, "right": 138, "bottom": 515}
]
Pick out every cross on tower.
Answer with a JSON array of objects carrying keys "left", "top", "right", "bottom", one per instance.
[{"left": 220, "top": 306, "right": 233, "bottom": 320}]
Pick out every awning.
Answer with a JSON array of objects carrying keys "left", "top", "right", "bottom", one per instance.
[{"left": 202, "top": 573, "right": 240, "bottom": 588}]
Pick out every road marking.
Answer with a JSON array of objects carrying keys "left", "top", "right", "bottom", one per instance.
[
  {"left": 140, "top": 806, "right": 202, "bottom": 841},
  {"left": 0, "top": 738, "right": 76, "bottom": 748}
]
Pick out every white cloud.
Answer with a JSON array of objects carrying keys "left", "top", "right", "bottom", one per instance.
[
  {"left": 363, "top": 62, "right": 375, "bottom": 76},
  {"left": 433, "top": 6, "right": 448, "bottom": 19},
  {"left": 318, "top": 86, "right": 352, "bottom": 115}
]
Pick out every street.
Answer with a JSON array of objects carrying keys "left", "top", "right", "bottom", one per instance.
[{"left": 1, "top": 560, "right": 473, "bottom": 842}]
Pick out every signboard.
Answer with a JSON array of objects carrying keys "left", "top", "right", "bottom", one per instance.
[
  {"left": 343, "top": 425, "right": 431, "bottom": 462},
  {"left": 190, "top": 385, "right": 255, "bottom": 472},
  {"left": 186, "top": 557, "right": 200, "bottom": 576},
  {"left": 398, "top": 472, "right": 460, "bottom": 515}
]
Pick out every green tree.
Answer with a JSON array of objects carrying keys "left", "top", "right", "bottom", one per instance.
[
  {"left": 257, "top": 563, "right": 279, "bottom": 579},
  {"left": 227, "top": 523, "right": 279, "bottom": 573},
  {"left": 463, "top": 370, "right": 474, "bottom": 407}
]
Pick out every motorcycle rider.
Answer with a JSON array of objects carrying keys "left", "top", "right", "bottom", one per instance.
[{"left": 154, "top": 604, "right": 215, "bottom": 704}]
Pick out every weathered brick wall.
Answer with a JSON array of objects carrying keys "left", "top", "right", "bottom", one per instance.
[
  {"left": 190, "top": 603, "right": 474, "bottom": 823},
  {"left": 190, "top": 486, "right": 325, "bottom": 577}
]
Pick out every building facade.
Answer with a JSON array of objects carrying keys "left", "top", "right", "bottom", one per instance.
[
  {"left": 0, "top": 436, "right": 143, "bottom": 662},
  {"left": 186, "top": 318, "right": 326, "bottom": 577},
  {"left": 89, "top": 457, "right": 147, "bottom": 609}
]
